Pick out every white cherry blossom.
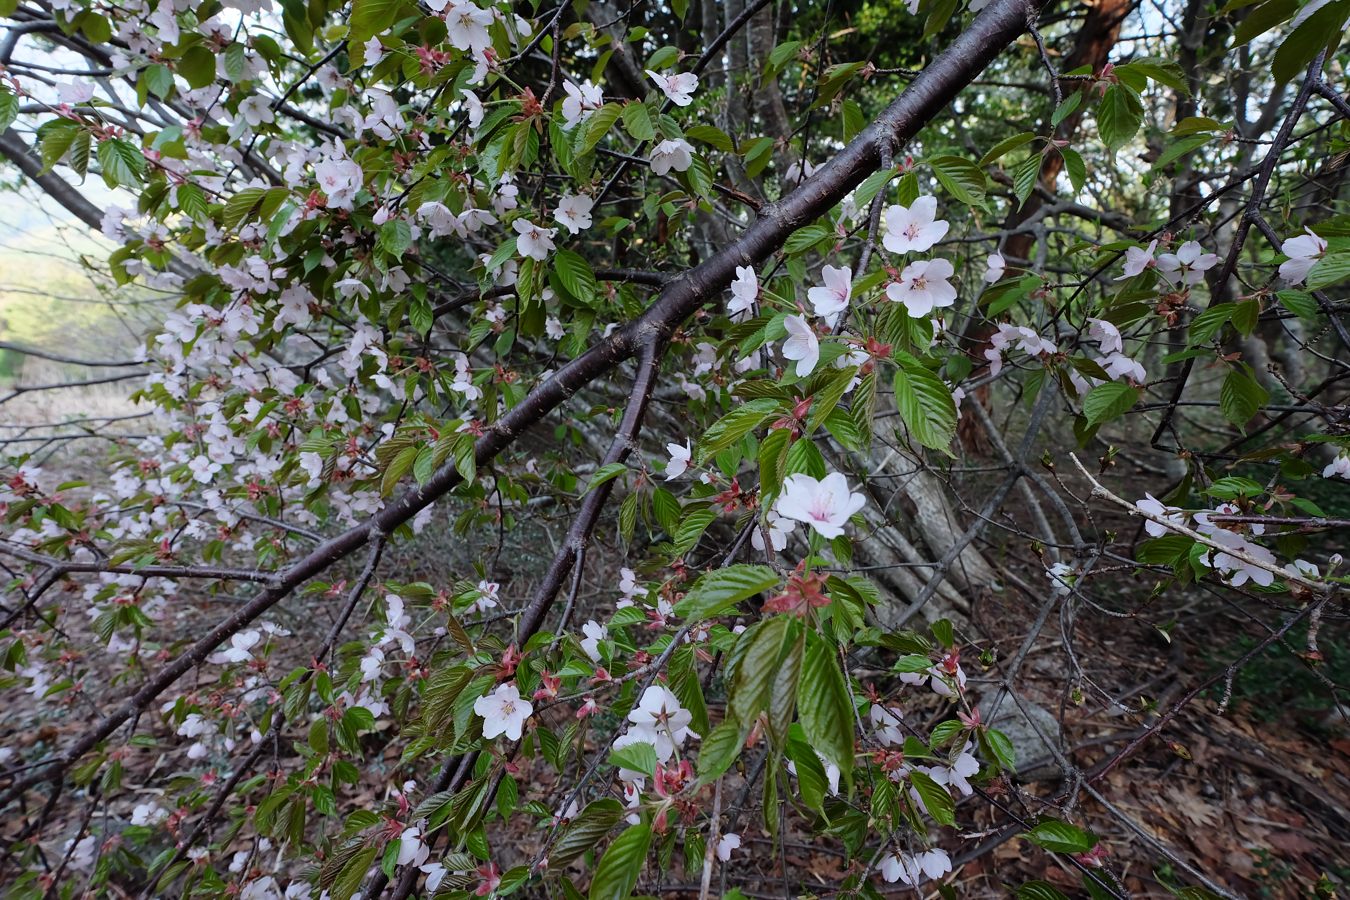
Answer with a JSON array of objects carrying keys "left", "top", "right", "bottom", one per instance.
[
  {"left": 579, "top": 620, "right": 607, "bottom": 661},
  {"left": 807, "top": 265, "right": 852, "bottom": 325},
  {"left": 1323, "top": 453, "right": 1350, "bottom": 480},
  {"left": 775, "top": 472, "right": 866, "bottom": 539},
  {"left": 650, "top": 139, "right": 694, "bottom": 176},
  {"left": 646, "top": 69, "right": 699, "bottom": 106},
  {"left": 983, "top": 252, "right": 1006, "bottom": 283},
  {"left": 883, "top": 196, "right": 949, "bottom": 254},
  {"left": 513, "top": 218, "right": 556, "bottom": 261},
  {"left": 561, "top": 80, "right": 604, "bottom": 128},
  {"left": 716, "top": 833, "right": 741, "bottom": 861},
  {"left": 728, "top": 265, "right": 758, "bottom": 317},
  {"left": 1156, "top": 240, "right": 1219, "bottom": 286},
  {"left": 1279, "top": 228, "right": 1326, "bottom": 284},
  {"left": 1116, "top": 239, "right": 1158, "bottom": 280},
  {"left": 665, "top": 440, "right": 692, "bottom": 480},
  {"left": 781, "top": 314, "right": 820, "bottom": 377},
  {"left": 474, "top": 683, "right": 533, "bottom": 741},
  {"left": 553, "top": 193, "right": 594, "bottom": 234},
  {"left": 886, "top": 258, "right": 957, "bottom": 317}
]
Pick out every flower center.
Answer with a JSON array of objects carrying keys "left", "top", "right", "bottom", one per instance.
[{"left": 808, "top": 491, "right": 836, "bottom": 522}]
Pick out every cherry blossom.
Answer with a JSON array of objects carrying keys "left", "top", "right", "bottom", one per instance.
[
  {"left": 579, "top": 620, "right": 607, "bottom": 661},
  {"left": 775, "top": 472, "right": 866, "bottom": 539},
  {"left": 1135, "top": 493, "right": 1186, "bottom": 537},
  {"left": 880, "top": 848, "right": 952, "bottom": 886},
  {"left": 208, "top": 629, "right": 261, "bottom": 664},
  {"left": 870, "top": 703, "right": 905, "bottom": 746},
  {"left": 665, "top": 440, "right": 692, "bottom": 480},
  {"left": 751, "top": 508, "right": 796, "bottom": 553},
  {"left": 1279, "top": 227, "right": 1326, "bottom": 284},
  {"left": 561, "top": 80, "right": 604, "bottom": 128},
  {"left": 886, "top": 258, "right": 957, "bottom": 317},
  {"left": 650, "top": 139, "right": 695, "bottom": 176},
  {"left": 1156, "top": 240, "right": 1219, "bottom": 286},
  {"left": 1200, "top": 529, "right": 1277, "bottom": 587},
  {"left": 445, "top": 2, "right": 493, "bottom": 53},
  {"left": 781, "top": 315, "right": 821, "bottom": 377},
  {"left": 983, "top": 252, "right": 1006, "bottom": 283},
  {"left": 807, "top": 265, "right": 852, "bottom": 325},
  {"left": 397, "top": 826, "right": 428, "bottom": 866},
  {"left": 646, "top": 69, "right": 699, "bottom": 106},
  {"left": 1116, "top": 239, "right": 1158, "bottom": 280},
  {"left": 728, "top": 265, "right": 758, "bottom": 317},
  {"left": 923, "top": 743, "right": 980, "bottom": 796},
  {"left": 1047, "top": 562, "right": 1076, "bottom": 597},
  {"left": 474, "top": 683, "right": 533, "bottom": 741},
  {"left": 716, "top": 833, "right": 741, "bottom": 861},
  {"left": 553, "top": 193, "right": 594, "bottom": 234},
  {"left": 1322, "top": 452, "right": 1350, "bottom": 480},
  {"left": 1087, "top": 318, "right": 1123, "bottom": 354},
  {"left": 882, "top": 196, "right": 949, "bottom": 254},
  {"left": 513, "top": 218, "right": 557, "bottom": 261}
]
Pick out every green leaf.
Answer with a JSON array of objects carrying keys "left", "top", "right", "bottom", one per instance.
[
  {"left": 684, "top": 124, "right": 734, "bottom": 152},
  {"left": 554, "top": 249, "right": 598, "bottom": 306},
  {"left": 1017, "top": 882, "right": 1073, "bottom": 900},
  {"left": 578, "top": 103, "right": 623, "bottom": 153},
  {"left": 908, "top": 769, "right": 955, "bottom": 825},
  {"left": 1306, "top": 250, "right": 1350, "bottom": 290},
  {"left": 1187, "top": 303, "right": 1234, "bottom": 345},
  {"left": 675, "top": 564, "right": 779, "bottom": 623},
  {"left": 1276, "top": 289, "right": 1318, "bottom": 321},
  {"left": 929, "top": 154, "right": 986, "bottom": 206},
  {"left": 1025, "top": 818, "right": 1098, "bottom": 854},
  {"left": 1012, "top": 153, "right": 1042, "bottom": 208},
  {"left": 1059, "top": 147, "right": 1086, "bottom": 195},
  {"left": 608, "top": 741, "right": 657, "bottom": 778},
  {"left": 620, "top": 102, "right": 655, "bottom": 142},
  {"left": 178, "top": 45, "right": 217, "bottom": 89},
  {"left": 0, "top": 87, "right": 19, "bottom": 132},
  {"left": 979, "top": 131, "right": 1037, "bottom": 167},
  {"left": 97, "top": 138, "right": 144, "bottom": 188},
  {"left": 589, "top": 824, "right": 650, "bottom": 900},
  {"left": 1097, "top": 84, "right": 1145, "bottom": 152},
  {"left": 553, "top": 799, "right": 624, "bottom": 868},
  {"left": 1219, "top": 366, "right": 1268, "bottom": 429},
  {"left": 697, "top": 398, "right": 782, "bottom": 463},
  {"left": 583, "top": 462, "right": 628, "bottom": 494},
  {"left": 893, "top": 361, "right": 957, "bottom": 453},
  {"left": 331, "top": 845, "right": 378, "bottom": 900},
  {"left": 729, "top": 616, "right": 797, "bottom": 725},
  {"left": 1270, "top": 0, "right": 1348, "bottom": 85},
  {"left": 351, "top": 0, "right": 402, "bottom": 41},
  {"left": 798, "top": 632, "right": 854, "bottom": 775},
  {"left": 1232, "top": 0, "right": 1296, "bottom": 45},
  {"left": 697, "top": 719, "right": 744, "bottom": 782},
  {"left": 1082, "top": 381, "right": 1139, "bottom": 425}
]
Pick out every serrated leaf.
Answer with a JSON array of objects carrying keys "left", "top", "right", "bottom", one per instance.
[
  {"left": 1025, "top": 819, "right": 1098, "bottom": 853},
  {"left": 799, "top": 631, "right": 853, "bottom": 775},
  {"left": 589, "top": 824, "right": 650, "bottom": 900},
  {"left": 674, "top": 564, "right": 779, "bottom": 623},
  {"left": 607, "top": 741, "right": 657, "bottom": 778},
  {"left": 1082, "top": 381, "right": 1139, "bottom": 424},
  {"left": 697, "top": 398, "right": 782, "bottom": 463},
  {"left": 893, "top": 362, "right": 956, "bottom": 453},
  {"left": 929, "top": 154, "right": 986, "bottom": 206},
  {"left": 1097, "top": 84, "right": 1144, "bottom": 152},
  {"left": 553, "top": 799, "right": 624, "bottom": 868},
  {"left": 909, "top": 769, "right": 955, "bottom": 825}
]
